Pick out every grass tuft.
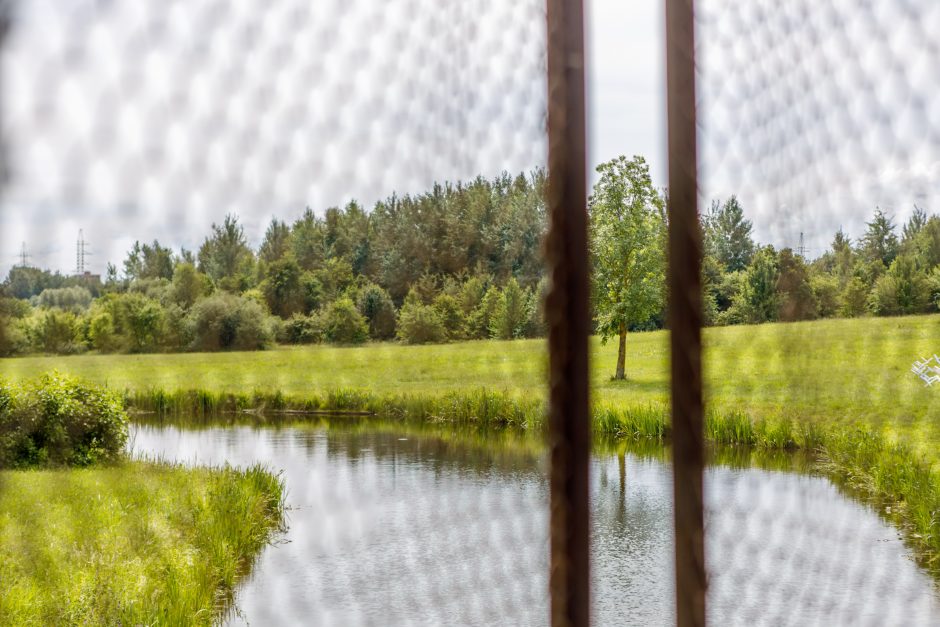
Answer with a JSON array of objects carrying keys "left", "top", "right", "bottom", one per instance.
[{"left": 0, "top": 461, "right": 285, "bottom": 625}]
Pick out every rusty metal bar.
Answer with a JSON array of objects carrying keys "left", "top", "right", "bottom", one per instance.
[
  {"left": 545, "top": 0, "right": 590, "bottom": 624},
  {"left": 665, "top": 0, "right": 706, "bottom": 626}
]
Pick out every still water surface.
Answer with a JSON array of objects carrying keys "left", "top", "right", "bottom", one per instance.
[{"left": 131, "top": 424, "right": 940, "bottom": 626}]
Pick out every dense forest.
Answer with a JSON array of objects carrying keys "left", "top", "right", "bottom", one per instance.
[{"left": 1, "top": 157, "right": 939, "bottom": 357}]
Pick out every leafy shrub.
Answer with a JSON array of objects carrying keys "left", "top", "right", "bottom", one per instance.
[
  {"left": 160, "top": 303, "right": 189, "bottom": 351},
  {"left": 0, "top": 298, "right": 30, "bottom": 356},
  {"left": 128, "top": 278, "right": 172, "bottom": 302},
  {"left": 523, "top": 278, "right": 548, "bottom": 337},
  {"left": 26, "top": 309, "right": 85, "bottom": 354},
  {"left": 122, "top": 294, "right": 166, "bottom": 352},
  {"left": 260, "top": 257, "right": 307, "bottom": 318},
  {"left": 0, "top": 373, "right": 128, "bottom": 468},
  {"left": 281, "top": 313, "right": 323, "bottom": 344},
  {"left": 87, "top": 309, "right": 122, "bottom": 352},
  {"left": 869, "top": 255, "right": 931, "bottom": 316},
  {"left": 432, "top": 294, "right": 465, "bottom": 341},
  {"left": 319, "top": 297, "right": 368, "bottom": 344},
  {"left": 489, "top": 279, "right": 530, "bottom": 340},
  {"left": 357, "top": 284, "right": 397, "bottom": 340},
  {"left": 466, "top": 286, "right": 502, "bottom": 339},
  {"left": 186, "top": 293, "right": 276, "bottom": 351},
  {"left": 840, "top": 276, "right": 870, "bottom": 317},
  {"left": 810, "top": 274, "right": 840, "bottom": 319},
  {"left": 34, "top": 286, "right": 93, "bottom": 311},
  {"left": 397, "top": 301, "right": 446, "bottom": 344},
  {"left": 169, "top": 262, "right": 210, "bottom": 309}
]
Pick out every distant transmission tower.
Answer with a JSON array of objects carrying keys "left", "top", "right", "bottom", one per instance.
[
  {"left": 18, "top": 242, "right": 30, "bottom": 267},
  {"left": 797, "top": 232, "right": 806, "bottom": 258},
  {"left": 76, "top": 229, "right": 90, "bottom": 274}
]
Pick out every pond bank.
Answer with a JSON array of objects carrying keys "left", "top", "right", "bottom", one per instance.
[
  {"left": 130, "top": 422, "right": 940, "bottom": 625},
  {"left": 127, "top": 385, "right": 940, "bottom": 579}
]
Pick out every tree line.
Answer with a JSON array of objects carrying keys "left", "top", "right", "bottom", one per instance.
[
  {"left": 1, "top": 156, "right": 939, "bottom": 359},
  {"left": 0, "top": 172, "right": 547, "bottom": 355}
]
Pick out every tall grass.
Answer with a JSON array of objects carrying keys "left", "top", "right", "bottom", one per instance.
[{"left": 0, "top": 461, "right": 285, "bottom": 625}]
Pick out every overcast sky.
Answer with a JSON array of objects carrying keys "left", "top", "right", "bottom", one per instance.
[{"left": 1, "top": 0, "right": 938, "bottom": 276}]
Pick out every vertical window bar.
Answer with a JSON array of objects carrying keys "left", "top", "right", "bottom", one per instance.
[
  {"left": 545, "top": 0, "right": 590, "bottom": 625},
  {"left": 665, "top": 0, "right": 706, "bottom": 626}
]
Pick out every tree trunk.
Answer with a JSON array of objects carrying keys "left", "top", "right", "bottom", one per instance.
[{"left": 615, "top": 324, "right": 627, "bottom": 380}]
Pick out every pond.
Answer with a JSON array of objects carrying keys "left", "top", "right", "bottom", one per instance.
[{"left": 131, "top": 422, "right": 940, "bottom": 626}]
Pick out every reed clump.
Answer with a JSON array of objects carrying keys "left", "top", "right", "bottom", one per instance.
[{"left": 0, "top": 461, "right": 285, "bottom": 625}]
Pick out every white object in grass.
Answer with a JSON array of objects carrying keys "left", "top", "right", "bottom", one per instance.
[{"left": 911, "top": 355, "right": 940, "bottom": 387}]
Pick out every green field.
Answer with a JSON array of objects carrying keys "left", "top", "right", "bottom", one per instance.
[
  {"left": 0, "top": 461, "right": 284, "bottom": 625},
  {"left": 2, "top": 314, "right": 938, "bottom": 453},
  {"left": 1, "top": 314, "right": 940, "bottom": 584}
]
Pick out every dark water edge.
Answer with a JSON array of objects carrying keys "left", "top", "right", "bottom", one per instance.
[{"left": 130, "top": 419, "right": 940, "bottom": 626}]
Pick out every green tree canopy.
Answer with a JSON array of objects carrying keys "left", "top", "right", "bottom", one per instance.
[
  {"left": 197, "top": 214, "right": 255, "bottom": 290},
  {"left": 124, "top": 240, "right": 175, "bottom": 281},
  {"left": 735, "top": 246, "right": 779, "bottom": 323},
  {"left": 258, "top": 218, "right": 292, "bottom": 264},
  {"left": 775, "top": 248, "right": 816, "bottom": 321},
  {"left": 704, "top": 196, "right": 755, "bottom": 272},
  {"left": 861, "top": 209, "right": 899, "bottom": 268},
  {"left": 589, "top": 155, "right": 666, "bottom": 380}
]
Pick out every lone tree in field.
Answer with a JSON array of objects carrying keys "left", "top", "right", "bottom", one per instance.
[{"left": 589, "top": 155, "right": 666, "bottom": 380}]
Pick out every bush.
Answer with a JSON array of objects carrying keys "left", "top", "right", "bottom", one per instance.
[
  {"left": 466, "top": 286, "right": 502, "bottom": 339},
  {"left": 0, "top": 373, "right": 128, "bottom": 468},
  {"left": 810, "top": 274, "right": 840, "bottom": 319},
  {"left": 160, "top": 303, "right": 189, "bottom": 351},
  {"left": 319, "top": 297, "right": 369, "bottom": 344},
  {"left": 87, "top": 309, "right": 122, "bottom": 352},
  {"left": 281, "top": 313, "right": 323, "bottom": 344},
  {"left": 34, "top": 286, "right": 93, "bottom": 311},
  {"left": 26, "top": 309, "right": 85, "bottom": 354},
  {"left": 397, "top": 301, "right": 447, "bottom": 344},
  {"left": 169, "top": 262, "right": 210, "bottom": 309},
  {"left": 489, "top": 279, "right": 530, "bottom": 339},
  {"left": 523, "top": 278, "right": 548, "bottom": 337},
  {"left": 432, "top": 293, "right": 465, "bottom": 341},
  {"left": 260, "top": 257, "right": 306, "bottom": 318},
  {"left": 357, "top": 284, "right": 397, "bottom": 340},
  {"left": 0, "top": 298, "right": 30, "bottom": 356},
  {"left": 840, "top": 276, "right": 869, "bottom": 317},
  {"left": 186, "top": 293, "right": 276, "bottom": 351},
  {"left": 122, "top": 294, "right": 166, "bottom": 352},
  {"left": 869, "top": 255, "right": 931, "bottom": 316}
]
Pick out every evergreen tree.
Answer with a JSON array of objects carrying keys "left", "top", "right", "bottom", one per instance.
[
  {"left": 124, "top": 240, "right": 175, "bottom": 281},
  {"left": 259, "top": 218, "right": 292, "bottom": 263},
  {"left": 775, "top": 248, "right": 816, "bottom": 321},
  {"left": 356, "top": 283, "right": 397, "bottom": 340},
  {"left": 704, "top": 196, "right": 756, "bottom": 272},
  {"left": 197, "top": 214, "right": 255, "bottom": 290},
  {"left": 489, "top": 278, "right": 529, "bottom": 340},
  {"left": 902, "top": 205, "right": 928, "bottom": 243},
  {"left": 861, "top": 209, "right": 899, "bottom": 268},
  {"left": 735, "top": 247, "right": 779, "bottom": 323}
]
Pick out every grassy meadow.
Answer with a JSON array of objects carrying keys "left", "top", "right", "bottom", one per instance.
[
  {"left": 2, "top": 314, "right": 940, "bottom": 573},
  {"left": 2, "top": 314, "right": 938, "bottom": 449},
  {"left": 0, "top": 461, "right": 284, "bottom": 625}
]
